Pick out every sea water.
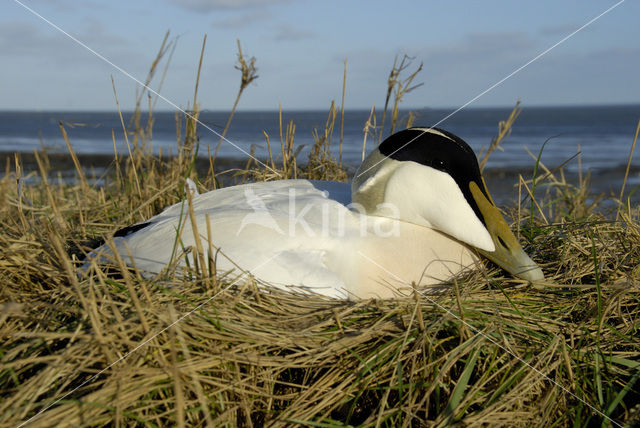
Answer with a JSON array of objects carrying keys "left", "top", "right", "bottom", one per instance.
[{"left": 1, "top": 105, "right": 639, "bottom": 202}]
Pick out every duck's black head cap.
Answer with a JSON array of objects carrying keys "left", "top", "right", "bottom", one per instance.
[{"left": 378, "top": 127, "right": 491, "bottom": 225}]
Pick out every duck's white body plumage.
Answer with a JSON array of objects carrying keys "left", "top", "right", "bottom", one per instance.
[
  {"left": 100, "top": 180, "right": 477, "bottom": 299},
  {"left": 88, "top": 128, "right": 544, "bottom": 299}
]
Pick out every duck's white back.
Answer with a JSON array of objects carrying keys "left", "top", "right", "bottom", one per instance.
[{"left": 93, "top": 180, "right": 477, "bottom": 299}]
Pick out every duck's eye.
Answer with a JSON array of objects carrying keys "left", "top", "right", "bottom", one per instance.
[{"left": 433, "top": 159, "right": 446, "bottom": 170}]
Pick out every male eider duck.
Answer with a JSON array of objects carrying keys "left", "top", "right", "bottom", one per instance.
[{"left": 86, "top": 127, "right": 544, "bottom": 299}]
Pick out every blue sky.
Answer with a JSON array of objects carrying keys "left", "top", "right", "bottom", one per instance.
[{"left": 2, "top": 0, "right": 639, "bottom": 111}]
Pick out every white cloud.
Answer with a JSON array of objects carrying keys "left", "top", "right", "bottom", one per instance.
[
  {"left": 0, "top": 21, "right": 66, "bottom": 56},
  {"left": 538, "top": 23, "right": 593, "bottom": 37},
  {"left": 0, "top": 20, "right": 138, "bottom": 67},
  {"left": 333, "top": 30, "right": 640, "bottom": 108},
  {"left": 0, "top": 18, "right": 173, "bottom": 110},
  {"left": 212, "top": 10, "right": 267, "bottom": 29},
  {"left": 273, "top": 24, "right": 314, "bottom": 41},
  {"left": 170, "top": 0, "right": 291, "bottom": 12},
  {"left": 421, "top": 32, "right": 537, "bottom": 69}
]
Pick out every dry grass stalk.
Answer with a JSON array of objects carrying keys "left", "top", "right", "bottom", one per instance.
[
  {"left": 214, "top": 39, "right": 259, "bottom": 158},
  {"left": 204, "top": 213, "right": 217, "bottom": 292},
  {"left": 180, "top": 36, "right": 207, "bottom": 169},
  {"left": 59, "top": 122, "right": 89, "bottom": 193},
  {"left": 112, "top": 76, "right": 142, "bottom": 200},
  {"left": 339, "top": 58, "right": 347, "bottom": 165},
  {"left": 406, "top": 110, "right": 416, "bottom": 129},
  {"left": 126, "top": 31, "right": 175, "bottom": 155},
  {"left": 618, "top": 118, "right": 640, "bottom": 217},
  {"left": 379, "top": 55, "right": 399, "bottom": 141},
  {"left": 362, "top": 105, "right": 377, "bottom": 160},
  {"left": 379, "top": 55, "right": 424, "bottom": 141},
  {"left": 479, "top": 100, "right": 522, "bottom": 172},
  {"left": 186, "top": 187, "right": 207, "bottom": 281},
  {"left": 151, "top": 31, "right": 178, "bottom": 112},
  {"left": 389, "top": 58, "right": 423, "bottom": 135}
]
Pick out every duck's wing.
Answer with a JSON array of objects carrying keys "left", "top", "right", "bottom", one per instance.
[{"left": 87, "top": 180, "right": 358, "bottom": 298}]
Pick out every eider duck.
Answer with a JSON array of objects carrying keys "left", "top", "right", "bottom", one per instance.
[{"left": 86, "top": 127, "right": 544, "bottom": 299}]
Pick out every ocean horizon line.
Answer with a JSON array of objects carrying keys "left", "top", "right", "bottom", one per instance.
[{"left": 1, "top": 102, "right": 639, "bottom": 115}]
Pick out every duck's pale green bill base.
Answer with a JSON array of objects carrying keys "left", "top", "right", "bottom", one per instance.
[{"left": 470, "top": 181, "right": 545, "bottom": 282}]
